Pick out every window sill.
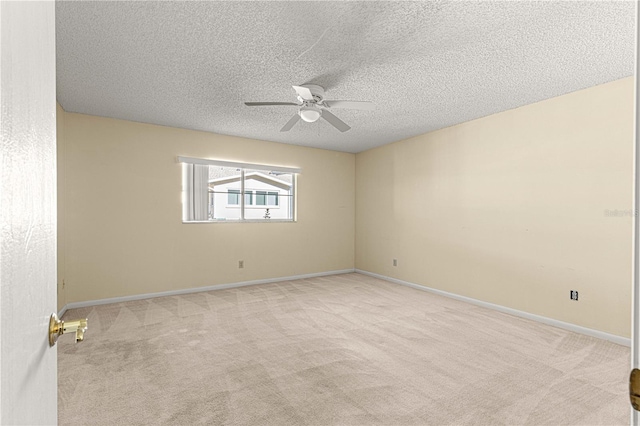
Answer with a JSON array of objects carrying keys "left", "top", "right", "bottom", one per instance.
[
  {"left": 226, "top": 206, "right": 281, "bottom": 209},
  {"left": 183, "top": 219, "right": 296, "bottom": 224}
]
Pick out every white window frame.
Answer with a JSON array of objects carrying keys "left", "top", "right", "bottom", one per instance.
[{"left": 178, "top": 156, "right": 299, "bottom": 223}]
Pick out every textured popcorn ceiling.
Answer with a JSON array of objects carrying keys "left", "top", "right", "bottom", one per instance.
[{"left": 56, "top": 1, "right": 635, "bottom": 153}]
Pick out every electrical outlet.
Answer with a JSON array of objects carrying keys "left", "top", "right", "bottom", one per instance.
[
  {"left": 238, "top": 260, "right": 244, "bottom": 269},
  {"left": 570, "top": 290, "right": 578, "bottom": 301},
  {"left": 393, "top": 259, "right": 397, "bottom": 267}
]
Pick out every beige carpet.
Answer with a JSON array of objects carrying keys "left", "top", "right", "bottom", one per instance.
[{"left": 59, "top": 273, "right": 629, "bottom": 425}]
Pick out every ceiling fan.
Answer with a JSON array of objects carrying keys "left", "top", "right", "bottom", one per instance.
[{"left": 244, "top": 84, "right": 374, "bottom": 133}]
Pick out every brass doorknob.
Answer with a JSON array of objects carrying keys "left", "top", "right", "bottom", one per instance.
[{"left": 49, "top": 313, "right": 88, "bottom": 347}]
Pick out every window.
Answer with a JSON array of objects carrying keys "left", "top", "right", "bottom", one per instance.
[{"left": 180, "top": 157, "right": 298, "bottom": 222}]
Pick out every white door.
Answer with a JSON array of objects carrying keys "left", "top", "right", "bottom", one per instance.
[
  {"left": 634, "top": 1, "right": 640, "bottom": 425},
  {"left": 0, "top": 2, "right": 58, "bottom": 424}
]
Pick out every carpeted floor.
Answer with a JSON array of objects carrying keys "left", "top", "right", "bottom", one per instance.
[{"left": 58, "top": 273, "right": 630, "bottom": 425}]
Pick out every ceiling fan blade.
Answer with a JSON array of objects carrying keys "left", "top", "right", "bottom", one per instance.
[
  {"left": 245, "top": 102, "right": 298, "bottom": 107},
  {"left": 292, "top": 85, "right": 314, "bottom": 101},
  {"left": 323, "top": 100, "right": 375, "bottom": 111},
  {"left": 280, "top": 114, "right": 300, "bottom": 132},
  {"left": 321, "top": 110, "right": 351, "bottom": 132}
]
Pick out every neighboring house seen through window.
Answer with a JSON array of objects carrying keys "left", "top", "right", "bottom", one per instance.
[{"left": 180, "top": 157, "right": 298, "bottom": 222}]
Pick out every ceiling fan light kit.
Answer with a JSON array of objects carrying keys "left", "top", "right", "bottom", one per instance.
[
  {"left": 299, "top": 106, "right": 321, "bottom": 123},
  {"left": 244, "top": 84, "right": 374, "bottom": 133}
]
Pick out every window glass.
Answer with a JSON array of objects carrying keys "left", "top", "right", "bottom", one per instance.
[
  {"left": 266, "top": 172, "right": 293, "bottom": 219},
  {"left": 208, "top": 166, "right": 242, "bottom": 221},
  {"left": 243, "top": 168, "right": 293, "bottom": 220}
]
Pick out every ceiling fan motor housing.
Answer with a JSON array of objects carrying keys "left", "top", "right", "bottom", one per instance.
[{"left": 297, "top": 84, "right": 325, "bottom": 103}]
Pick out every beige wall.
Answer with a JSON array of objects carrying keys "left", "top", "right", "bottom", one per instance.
[
  {"left": 356, "top": 77, "right": 634, "bottom": 338},
  {"left": 58, "top": 77, "right": 633, "bottom": 338},
  {"left": 58, "top": 111, "right": 355, "bottom": 303},
  {"left": 57, "top": 102, "right": 67, "bottom": 311}
]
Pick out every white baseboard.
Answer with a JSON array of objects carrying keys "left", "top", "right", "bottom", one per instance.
[
  {"left": 58, "top": 305, "right": 68, "bottom": 319},
  {"left": 355, "top": 269, "right": 630, "bottom": 347},
  {"left": 59, "top": 269, "right": 355, "bottom": 313},
  {"left": 59, "top": 267, "right": 629, "bottom": 347}
]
